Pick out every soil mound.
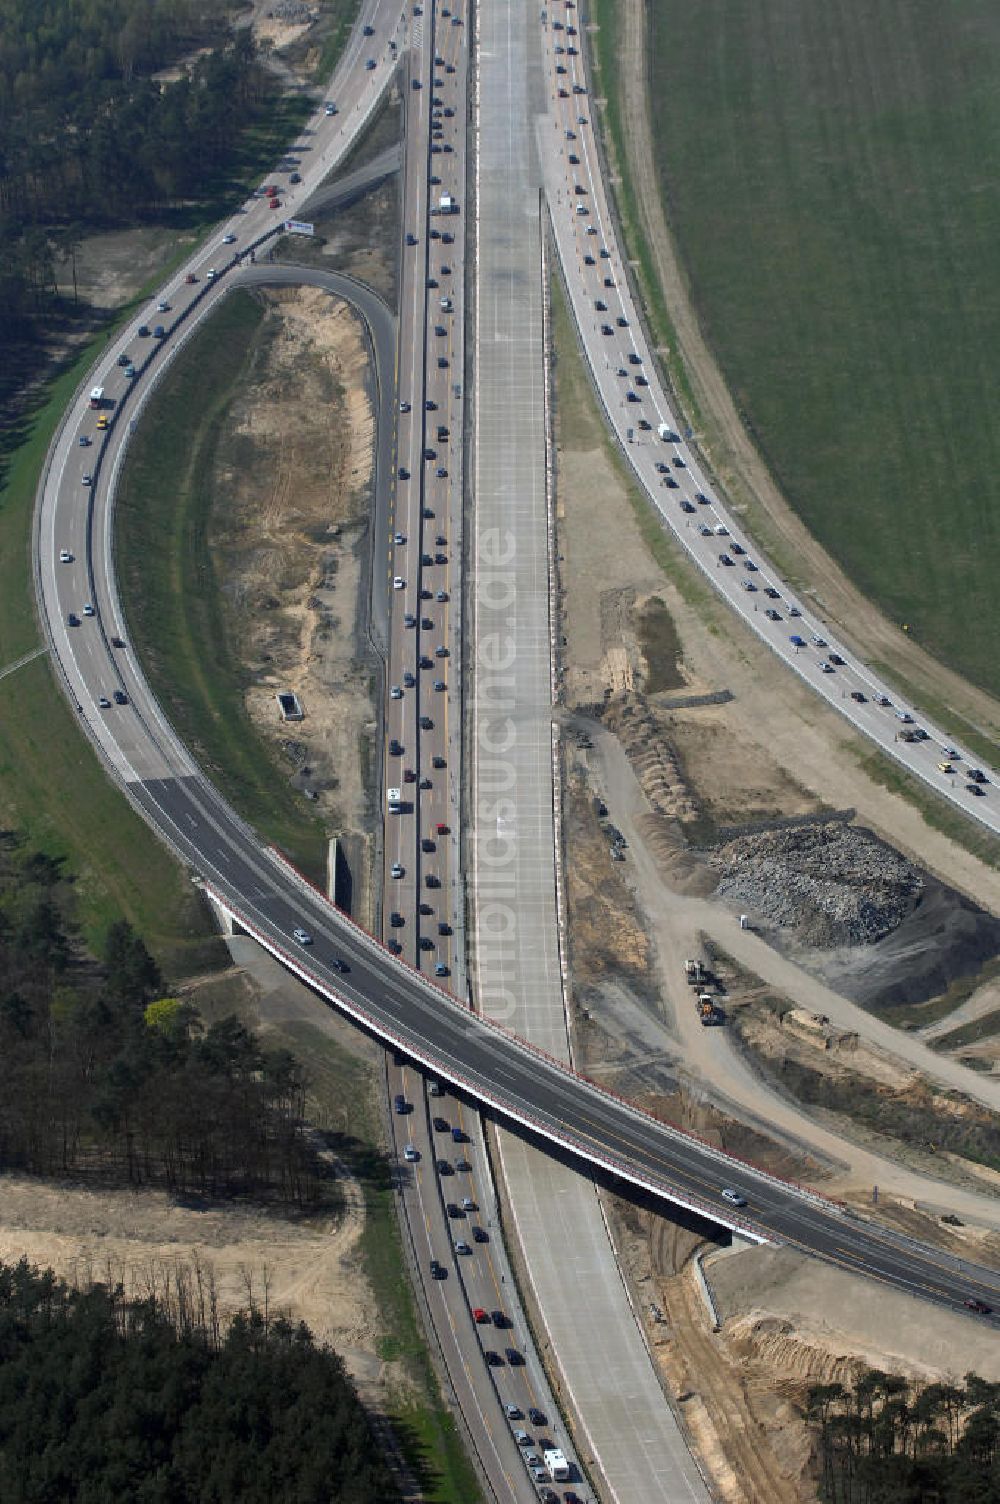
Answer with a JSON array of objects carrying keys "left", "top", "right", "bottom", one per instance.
[{"left": 822, "top": 879, "right": 1000, "bottom": 1009}]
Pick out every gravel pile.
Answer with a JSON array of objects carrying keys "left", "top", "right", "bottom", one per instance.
[
  {"left": 266, "top": 2, "right": 314, "bottom": 20},
  {"left": 709, "top": 823, "right": 922, "bottom": 947}
]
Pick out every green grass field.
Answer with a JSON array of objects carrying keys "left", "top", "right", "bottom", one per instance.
[
  {"left": 617, "top": 0, "right": 1000, "bottom": 699},
  {"left": 115, "top": 291, "right": 329, "bottom": 882},
  {"left": 0, "top": 332, "right": 223, "bottom": 971}
]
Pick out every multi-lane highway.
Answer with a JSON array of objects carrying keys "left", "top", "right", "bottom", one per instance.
[
  {"left": 538, "top": 7, "right": 1000, "bottom": 836},
  {"left": 33, "top": 0, "right": 1000, "bottom": 1460},
  {"left": 376, "top": 7, "right": 586, "bottom": 1499}
]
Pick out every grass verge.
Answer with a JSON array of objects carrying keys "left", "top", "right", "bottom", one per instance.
[
  {"left": 0, "top": 328, "right": 222, "bottom": 971},
  {"left": 851, "top": 744, "right": 1000, "bottom": 872},
  {"left": 550, "top": 268, "right": 712, "bottom": 616},
  {"left": 267, "top": 1020, "right": 483, "bottom": 1504},
  {"left": 115, "top": 290, "right": 328, "bottom": 881}
]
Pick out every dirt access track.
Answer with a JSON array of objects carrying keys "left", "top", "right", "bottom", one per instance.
[{"left": 611, "top": 0, "right": 1000, "bottom": 754}]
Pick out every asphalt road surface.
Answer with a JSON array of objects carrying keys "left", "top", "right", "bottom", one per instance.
[
  {"left": 537, "top": 13, "right": 1000, "bottom": 837},
  {"left": 34, "top": 0, "right": 1000, "bottom": 1416}
]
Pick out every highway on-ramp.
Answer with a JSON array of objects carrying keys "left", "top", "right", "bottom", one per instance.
[{"left": 33, "top": 0, "right": 1000, "bottom": 1383}]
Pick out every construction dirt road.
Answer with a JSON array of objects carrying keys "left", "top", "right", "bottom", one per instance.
[{"left": 552, "top": 167, "right": 1000, "bottom": 1497}]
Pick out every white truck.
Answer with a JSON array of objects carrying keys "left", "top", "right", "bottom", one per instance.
[
  {"left": 387, "top": 787, "right": 402, "bottom": 812},
  {"left": 543, "top": 1448, "right": 570, "bottom": 1482},
  {"left": 657, "top": 421, "right": 679, "bottom": 442},
  {"left": 89, "top": 386, "right": 104, "bottom": 409}
]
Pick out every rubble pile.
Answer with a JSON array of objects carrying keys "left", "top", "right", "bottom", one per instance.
[{"left": 709, "top": 822, "right": 922, "bottom": 947}]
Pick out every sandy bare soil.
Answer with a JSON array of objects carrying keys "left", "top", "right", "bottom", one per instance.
[
  {"left": 606, "top": 1198, "right": 1000, "bottom": 1504},
  {"left": 212, "top": 284, "right": 379, "bottom": 922},
  {"left": 0, "top": 1171, "right": 392, "bottom": 1391},
  {"left": 552, "top": 172, "right": 1000, "bottom": 1496}
]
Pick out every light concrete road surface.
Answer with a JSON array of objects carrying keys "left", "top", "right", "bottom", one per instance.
[{"left": 472, "top": 2, "right": 712, "bottom": 1500}]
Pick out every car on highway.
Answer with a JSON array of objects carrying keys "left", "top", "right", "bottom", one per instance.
[
  {"left": 429, "top": 1259, "right": 446, "bottom": 1280},
  {"left": 325, "top": 102, "right": 337, "bottom": 115},
  {"left": 390, "top": 862, "right": 404, "bottom": 878},
  {"left": 454, "top": 1240, "right": 472, "bottom": 1255},
  {"left": 964, "top": 1298, "right": 992, "bottom": 1315},
  {"left": 82, "top": 603, "right": 95, "bottom": 617},
  {"left": 505, "top": 1403, "right": 523, "bottom": 1420},
  {"left": 419, "top": 715, "right": 433, "bottom": 730},
  {"left": 98, "top": 696, "right": 111, "bottom": 709},
  {"left": 78, "top": 434, "right": 91, "bottom": 447},
  {"left": 818, "top": 659, "right": 834, "bottom": 672},
  {"left": 113, "top": 690, "right": 128, "bottom": 705},
  {"left": 403, "top": 1144, "right": 420, "bottom": 1163},
  {"left": 390, "top": 685, "right": 403, "bottom": 700},
  {"left": 527, "top": 1407, "right": 547, "bottom": 1427},
  {"left": 764, "top": 608, "right": 782, "bottom": 621},
  {"left": 828, "top": 652, "right": 845, "bottom": 667},
  {"left": 473, "top": 1308, "right": 490, "bottom": 1324},
  {"left": 58, "top": 548, "right": 72, "bottom": 563},
  {"left": 66, "top": 612, "right": 79, "bottom": 627},
  {"left": 967, "top": 782, "right": 986, "bottom": 796},
  {"left": 81, "top": 473, "right": 93, "bottom": 487},
  {"left": 393, "top": 576, "right": 405, "bottom": 589},
  {"left": 472, "top": 1225, "right": 488, "bottom": 1243},
  {"left": 483, "top": 1350, "right": 503, "bottom": 1366},
  {"left": 850, "top": 690, "right": 867, "bottom": 704},
  {"left": 292, "top": 927, "right": 312, "bottom": 946},
  {"left": 222, "top": 233, "right": 236, "bottom": 245},
  {"left": 432, "top": 754, "right": 446, "bottom": 768},
  {"left": 721, "top": 1187, "right": 747, "bottom": 1206}
]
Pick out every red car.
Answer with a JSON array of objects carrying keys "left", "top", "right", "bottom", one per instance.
[
  {"left": 269, "top": 197, "right": 281, "bottom": 209},
  {"left": 185, "top": 273, "right": 197, "bottom": 284},
  {"left": 471, "top": 1308, "right": 490, "bottom": 1324}
]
